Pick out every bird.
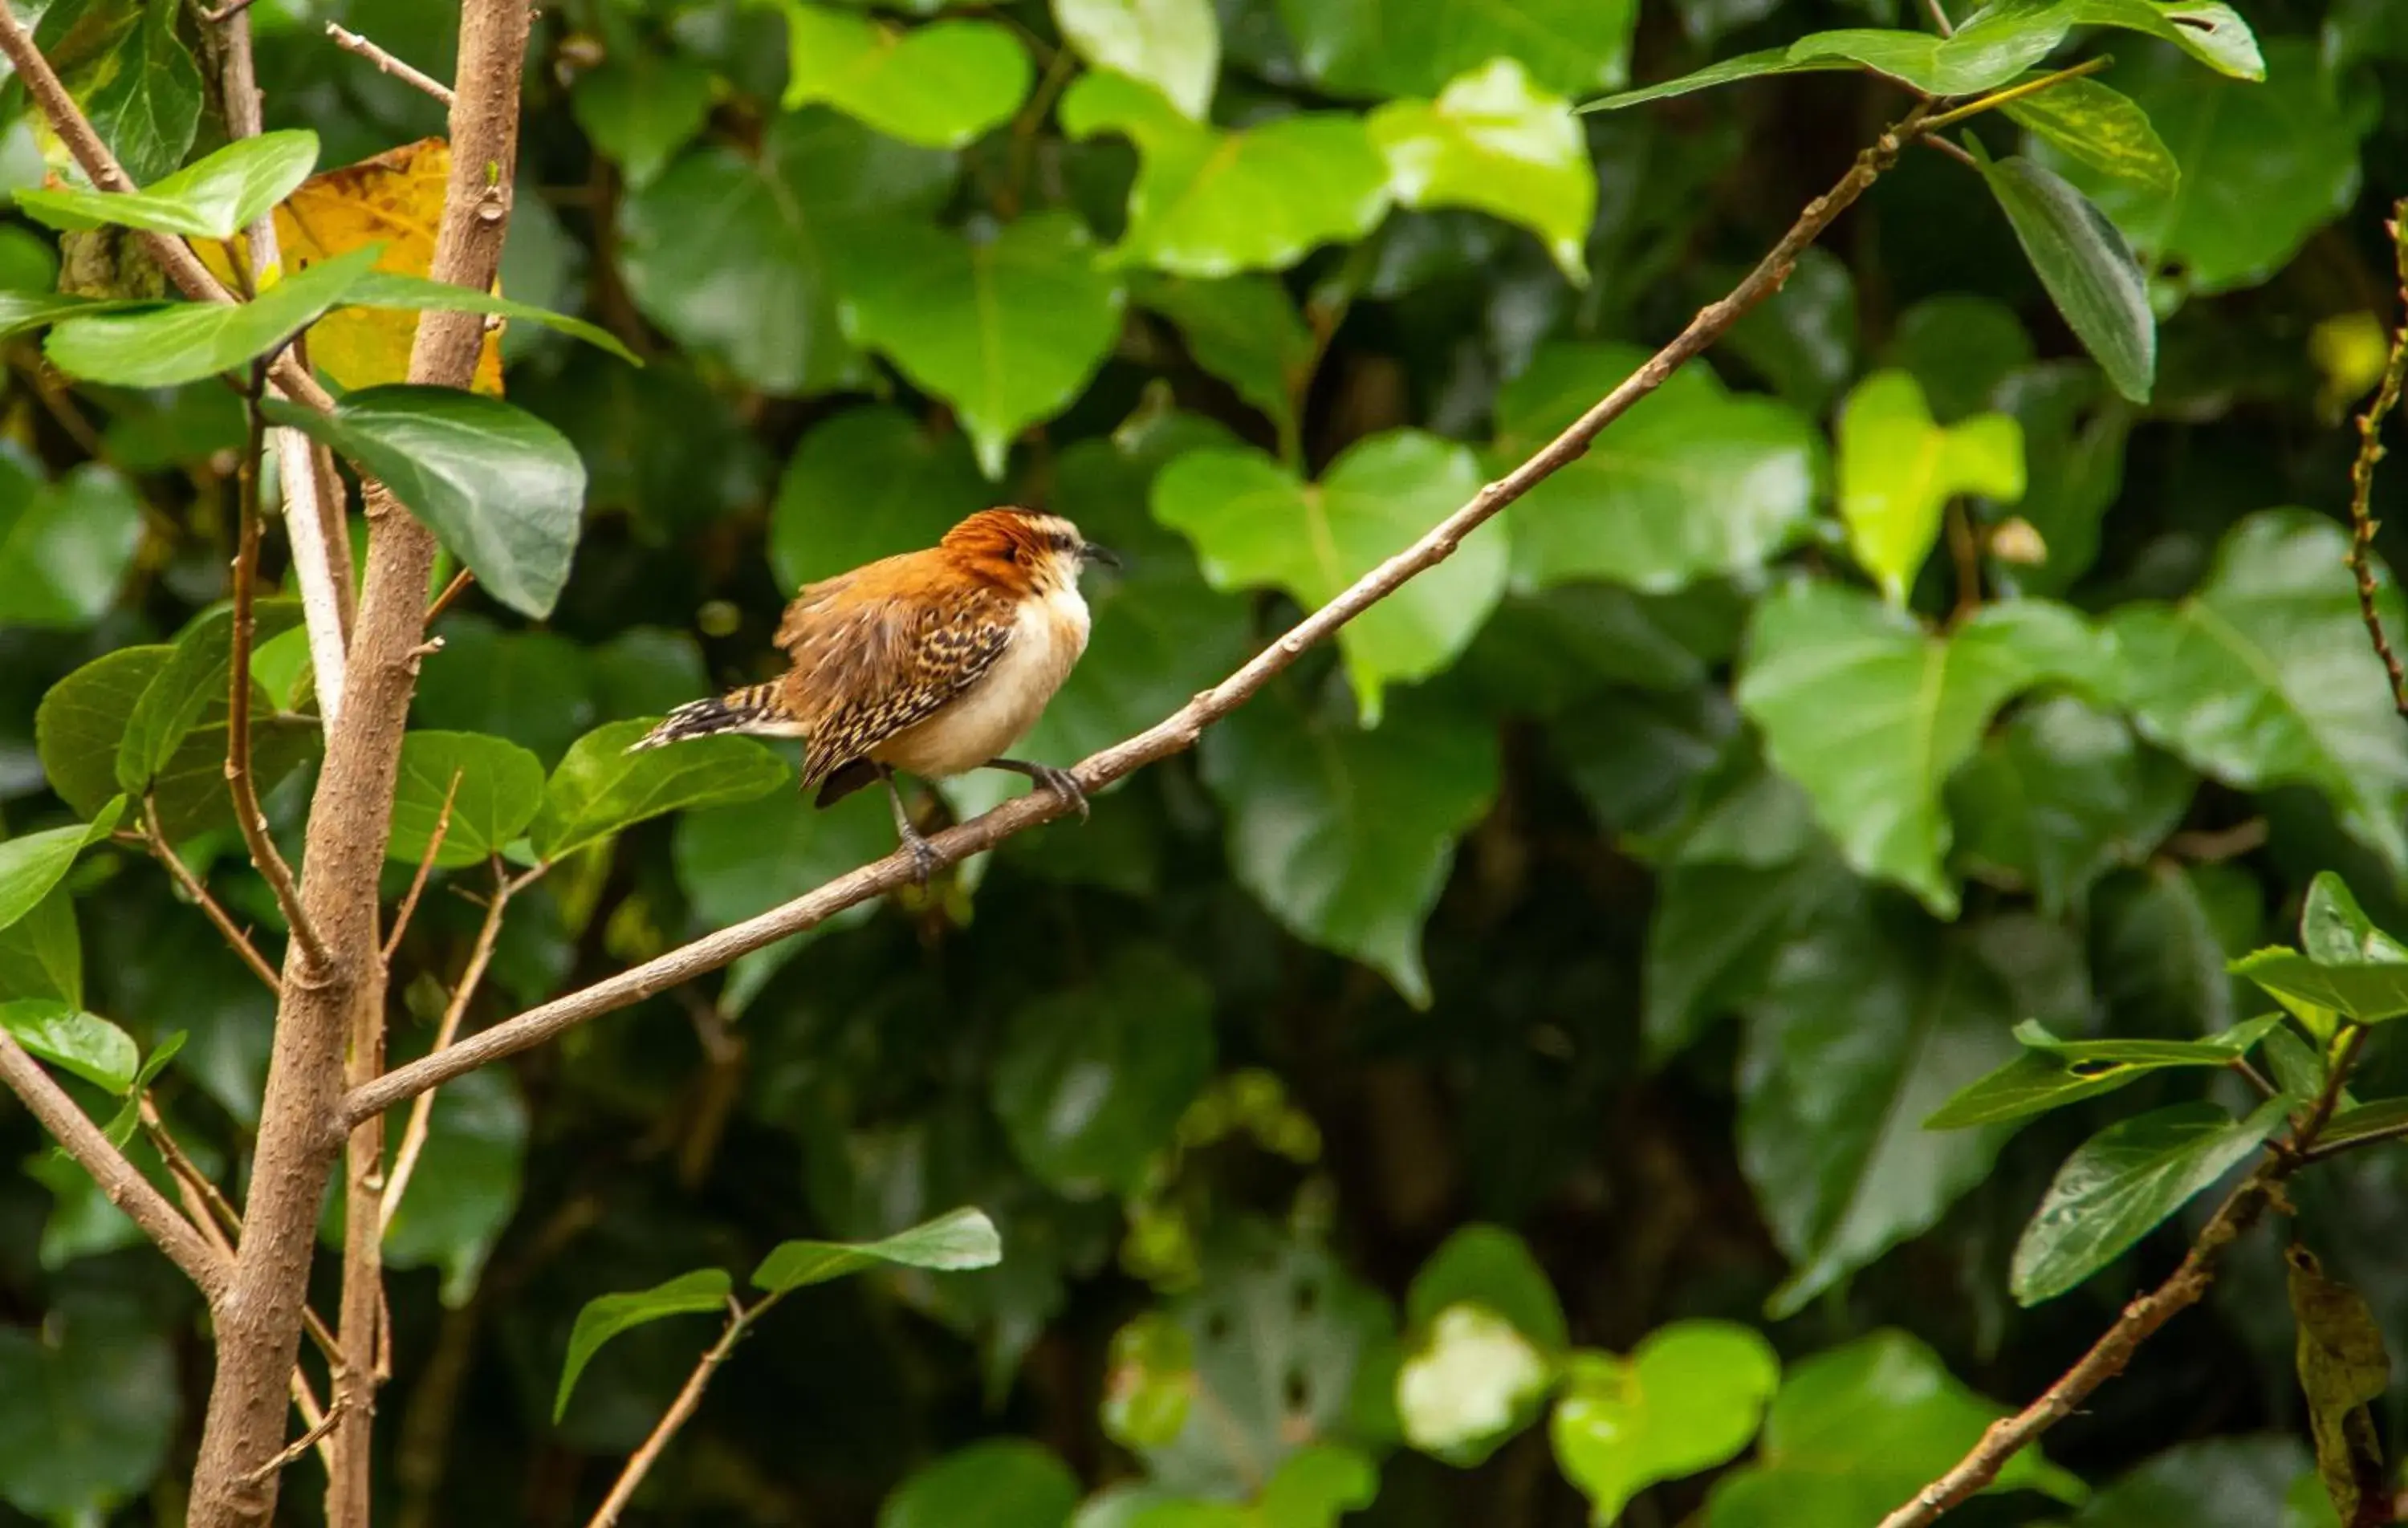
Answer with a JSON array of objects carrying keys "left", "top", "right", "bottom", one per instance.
[{"left": 628, "top": 507, "right": 1120, "bottom": 880}]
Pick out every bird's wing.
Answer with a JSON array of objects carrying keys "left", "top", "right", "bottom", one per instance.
[{"left": 773, "top": 564, "right": 1017, "bottom": 789}]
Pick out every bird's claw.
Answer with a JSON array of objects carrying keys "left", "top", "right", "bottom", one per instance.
[
  {"left": 899, "top": 827, "right": 939, "bottom": 885},
  {"left": 1033, "top": 764, "right": 1089, "bottom": 822}
]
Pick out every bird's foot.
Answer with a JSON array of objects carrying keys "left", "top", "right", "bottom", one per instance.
[
  {"left": 1028, "top": 763, "right": 1089, "bottom": 822},
  {"left": 897, "top": 822, "right": 940, "bottom": 885}
]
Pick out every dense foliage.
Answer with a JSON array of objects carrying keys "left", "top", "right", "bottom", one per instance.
[{"left": 3, "top": 0, "right": 2408, "bottom": 1523}]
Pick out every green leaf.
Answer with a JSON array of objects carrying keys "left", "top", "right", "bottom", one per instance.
[
  {"left": 1255, "top": 1444, "right": 1379, "bottom": 1528},
  {"left": 2231, "top": 951, "right": 2408, "bottom": 1025},
  {"left": 46, "top": 243, "right": 380, "bottom": 388},
  {"left": 2067, "top": 0, "right": 2263, "bottom": 79},
  {"left": 388, "top": 732, "right": 547, "bottom": 869},
  {"left": 378, "top": 1066, "right": 528, "bottom": 1305},
  {"left": 993, "top": 946, "right": 1215, "bottom": 1198},
  {"left": 1976, "top": 153, "right": 2155, "bottom": 404},
  {"left": 2298, "top": 872, "right": 2408, "bottom": 966},
  {"left": 0, "top": 998, "right": 137, "bottom": 1094},
  {"left": 1130, "top": 274, "right": 1311, "bottom": 445},
  {"left": 881, "top": 1441, "right": 1079, "bottom": 1528},
  {"left": 413, "top": 616, "right": 596, "bottom": 768},
  {"left": 0, "top": 291, "right": 153, "bottom": 343},
  {"left": 2109, "top": 510, "right": 2408, "bottom": 874},
  {"left": 1645, "top": 851, "right": 1856, "bottom": 1063},
  {"left": 529, "top": 719, "right": 789, "bottom": 864},
  {"left": 263, "top": 385, "right": 588, "bottom": 620},
  {"left": 1741, "top": 912, "right": 2037, "bottom": 1316},
  {"left": 1496, "top": 342, "right": 1821, "bottom": 596},
  {"left": 2011, "top": 1097, "right": 2289, "bottom": 1304},
  {"left": 672, "top": 786, "right": 895, "bottom": 1011},
  {"left": 1102, "top": 1315, "right": 1195, "bottom": 1450},
  {"left": 1054, "top": 0, "right": 1219, "bottom": 120},
  {"left": 752, "top": 1205, "right": 1003, "bottom": 1292},
  {"left": 2286, "top": 1246, "right": 2390, "bottom": 1528},
  {"left": 1061, "top": 71, "right": 1391, "bottom": 278},
  {"left": 569, "top": 51, "right": 715, "bottom": 188},
  {"left": 2033, "top": 40, "right": 2358, "bottom": 297},
  {"left": 340, "top": 270, "right": 641, "bottom": 367},
  {"left": 1366, "top": 59, "right": 1597, "bottom": 283},
  {"left": 14, "top": 129, "right": 316, "bottom": 238},
  {"left": 1278, "top": 0, "right": 1640, "bottom": 100},
  {"left": 768, "top": 405, "right": 992, "bottom": 592},
  {"left": 116, "top": 598, "right": 303, "bottom": 796},
  {"left": 1738, "top": 584, "right": 2102, "bottom": 916},
  {"left": 51, "top": 0, "right": 203, "bottom": 185},
  {"left": 0, "top": 803, "right": 122, "bottom": 940},
  {"left": 1836, "top": 370, "right": 2025, "bottom": 601},
  {"left": 1552, "top": 1323, "right": 1780, "bottom": 1522},
  {"left": 775, "top": 2, "right": 1031, "bottom": 148},
  {"left": 2315, "top": 1097, "right": 2408, "bottom": 1152},
  {"left": 0, "top": 1297, "right": 178, "bottom": 1520},
  {"left": 1198, "top": 687, "right": 1497, "bottom": 1006},
  {"left": 2072, "top": 1436, "right": 2321, "bottom": 1528},
  {"left": 552, "top": 1267, "right": 730, "bottom": 1422},
  {"left": 1397, "top": 1303, "right": 1550, "bottom": 1461},
  {"left": 0, "top": 458, "right": 144, "bottom": 628},
  {"left": 1590, "top": 0, "right": 2077, "bottom": 108},
  {"left": 1925, "top": 1015, "right": 2284, "bottom": 1130},
  {"left": 1947, "top": 697, "right": 2191, "bottom": 916},
  {"left": 1405, "top": 1225, "right": 1567, "bottom": 1351},
  {"left": 1706, "top": 1330, "right": 2082, "bottom": 1524},
  {"left": 2001, "top": 76, "right": 2178, "bottom": 196},
  {"left": 35, "top": 644, "right": 318, "bottom": 843},
  {"left": 826, "top": 212, "right": 1125, "bottom": 478},
  {"left": 0, "top": 888, "right": 83, "bottom": 1007},
  {"left": 618, "top": 110, "right": 954, "bottom": 394},
  {"left": 1154, "top": 432, "right": 1501, "bottom": 718}
]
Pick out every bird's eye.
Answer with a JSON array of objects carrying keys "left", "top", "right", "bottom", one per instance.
[{"left": 1001, "top": 545, "right": 1019, "bottom": 563}]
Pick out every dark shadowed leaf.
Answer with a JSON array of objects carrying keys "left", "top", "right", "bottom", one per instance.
[
  {"left": 770, "top": 406, "right": 991, "bottom": 591},
  {"left": 1978, "top": 153, "right": 2155, "bottom": 404},
  {"left": 378, "top": 1067, "right": 529, "bottom": 1305},
  {"left": 0, "top": 459, "right": 142, "bottom": 629},
  {"left": 0, "top": 1297, "right": 178, "bottom": 1520},
  {"left": 2287, "top": 1246, "right": 2390, "bottom": 1528},
  {"left": 880, "top": 1440, "right": 1079, "bottom": 1528},
  {"left": 116, "top": 598, "right": 303, "bottom": 795},
  {"left": 553, "top": 1268, "right": 731, "bottom": 1421},
  {"left": 1926, "top": 1014, "right": 2284, "bottom": 1130},
  {"left": 1130, "top": 274, "right": 1311, "bottom": 443},
  {"left": 570, "top": 51, "right": 716, "bottom": 188}
]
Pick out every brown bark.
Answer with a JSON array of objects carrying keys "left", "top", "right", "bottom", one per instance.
[{"left": 185, "top": 5, "right": 533, "bottom": 1523}]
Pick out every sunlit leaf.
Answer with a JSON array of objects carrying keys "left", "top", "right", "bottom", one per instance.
[
  {"left": 775, "top": 1, "right": 1031, "bottom": 148},
  {"left": 388, "top": 731, "right": 547, "bottom": 869},
  {"left": 1836, "top": 369, "right": 2024, "bottom": 603},
  {"left": 752, "top": 1206, "right": 1003, "bottom": 1292},
  {"left": 531, "top": 720, "right": 789, "bottom": 863},
  {"left": 15, "top": 130, "right": 317, "bottom": 238},
  {"left": 0, "top": 998, "right": 137, "bottom": 1094},
  {"left": 1367, "top": 59, "right": 1596, "bottom": 282}
]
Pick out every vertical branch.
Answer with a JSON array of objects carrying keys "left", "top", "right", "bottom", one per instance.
[
  {"left": 2345, "top": 197, "right": 2408, "bottom": 720},
  {"left": 185, "top": 2, "right": 534, "bottom": 1522}
]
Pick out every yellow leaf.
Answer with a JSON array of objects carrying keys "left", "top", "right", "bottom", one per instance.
[{"left": 192, "top": 138, "right": 504, "bottom": 395}]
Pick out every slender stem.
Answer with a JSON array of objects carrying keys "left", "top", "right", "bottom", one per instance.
[
  {"left": 383, "top": 770, "right": 462, "bottom": 963},
  {"left": 1918, "top": 133, "right": 1980, "bottom": 169},
  {"left": 1923, "top": 0, "right": 1954, "bottom": 35},
  {"left": 343, "top": 99, "right": 1940, "bottom": 1128},
  {"left": 423, "top": 567, "right": 474, "bottom": 626},
  {"left": 586, "top": 1297, "right": 773, "bottom": 1527},
  {"left": 2345, "top": 198, "right": 2408, "bottom": 718},
  {"left": 1881, "top": 1023, "right": 2372, "bottom": 1526},
  {"left": 0, "top": 1028, "right": 230, "bottom": 1303},
  {"left": 379, "top": 869, "right": 510, "bottom": 1237},
  {"left": 228, "top": 384, "right": 331, "bottom": 974},
  {"left": 140, "top": 796, "right": 283, "bottom": 992},
  {"left": 2229, "top": 1057, "right": 2280, "bottom": 1101},
  {"left": 1922, "top": 56, "right": 2113, "bottom": 134},
  {"left": 325, "top": 22, "right": 456, "bottom": 105},
  {"left": 242, "top": 1400, "right": 347, "bottom": 1487}
]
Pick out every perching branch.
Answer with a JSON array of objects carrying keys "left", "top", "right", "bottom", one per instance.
[
  {"left": 0, "top": 1028, "right": 230, "bottom": 1304},
  {"left": 1878, "top": 1027, "right": 2372, "bottom": 1528},
  {"left": 326, "top": 22, "right": 457, "bottom": 106},
  {"left": 2345, "top": 198, "right": 2408, "bottom": 720},
  {"left": 342, "top": 96, "right": 1939, "bottom": 1128}
]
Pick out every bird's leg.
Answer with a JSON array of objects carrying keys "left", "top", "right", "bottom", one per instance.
[
  {"left": 985, "top": 758, "right": 1089, "bottom": 822},
  {"left": 878, "top": 765, "right": 939, "bottom": 884}
]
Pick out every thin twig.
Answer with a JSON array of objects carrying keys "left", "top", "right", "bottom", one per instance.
[
  {"left": 2345, "top": 198, "right": 2408, "bottom": 719},
  {"left": 423, "top": 567, "right": 474, "bottom": 626},
  {"left": 1919, "top": 133, "right": 1980, "bottom": 169},
  {"left": 0, "top": 1029, "right": 230, "bottom": 1303},
  {"left": 344, "top": 98, "right": 1942, "bottom": 1128},
  {"left": 383, "top": 770, "right": 463, "bottom": 963},
  {"left": 2229, "top": 1058, "right": 2280, "bottom": 1101},
  {"left": 1880, "top": 1025, "right": 2370, "bottom": 1526},
  {"left": 380, "top": 868, "right": 510, "bottom": 1237},
  {"left": 228, "top": 378, "right": 330, "bottom": 974},
  {"left": 140, "top": 796, "right": 282, "bottom": 992},
  {"left": 242, "top": 1400, "right": 345, "bottom": 1487},
  {"left": 325, "top": 22, "right": 456, "bottom": 105},
  {"left": 1923, "top": 0, "right": 1954, "bottom": 35},
  {"left": 1921, "top": 57, "right": 2112, "bottom": 134},
  {"left": 587, "top": 1298, "right": 764, "bottom": 1528}
]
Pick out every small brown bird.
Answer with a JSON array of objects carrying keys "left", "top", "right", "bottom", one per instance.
[{"left": 631, "top": 507, "right": 1119, "bottom": 878}]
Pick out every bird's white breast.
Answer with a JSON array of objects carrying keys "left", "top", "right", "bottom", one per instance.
[{"left": 870, "top": 583, "right": 1090, "bottom": 779}]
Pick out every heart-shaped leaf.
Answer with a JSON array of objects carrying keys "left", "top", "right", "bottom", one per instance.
[
  {"left": 553, "top": 1268, "right": 730, "bottom": 1421},
  {"left": 1153, "top": 431, "right": 1501, "bottom": 719},
  {"left": 1061, "top": 71, "right": 1390, "bottom": 278},
  {"left": 1054, "top": 0, "right": 1219, "bottom": 119},
  {"left": 1551, "top": 1323, "right": 1780, "bottom": 1521},
  {"left": 1280, "top": 0, "right": 1640, "bottom": 100},
  {"left": 1129, "top": 274, "right": 1311, "bottom": 445},
  {"left": 569, "top": 51, "right": 716, "bottom": 189},
  {"left": 751, "top": 1206, "right": 1003, "bottom": 1292},
  {"left": 388, "top": 732, "right": 547, "bottom": 869},
  {"left": 881, "top": 1441, "right": 1079, "bottom": 1528},
  {"left": 15, "top": 129, "right": 318, "bottom": 238},
  {"left": 47, "top": 242, "right": 380, "bottom": 388},
  {"left": 1837, "top": 369, "right": 2025, "bottom": 602},
  {"left": 827, "top": 213, "right": 1124, "bottom": 478},
  {"left": 264, "top": 386, "right": 588, "bottom": 620},
  {"left": 775, "top": 1, "right": 1031, "bottom": 148},
  {"left": 1367, "top": 59, "right": 1597, "bottom": 282},
  {"left": 530, "top": 719, "right": 788, "bottom": 864}
]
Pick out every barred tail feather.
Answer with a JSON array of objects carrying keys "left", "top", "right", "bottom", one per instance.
[{"left": 627, "top": 684, "right": 791, "bottom": 751}]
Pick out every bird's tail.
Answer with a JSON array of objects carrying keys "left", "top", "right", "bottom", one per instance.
[{"left": 626, "top": 683, "right": 791, "bottom": 751}]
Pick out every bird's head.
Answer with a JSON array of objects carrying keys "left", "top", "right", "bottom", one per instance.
[{"left": 942, "top": 507, "right": 1120, "bottom": 595}]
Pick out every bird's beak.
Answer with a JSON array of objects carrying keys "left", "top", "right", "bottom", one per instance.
[{"left": 1079, "top": 541, "right": 1122, "bottom": 569}]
